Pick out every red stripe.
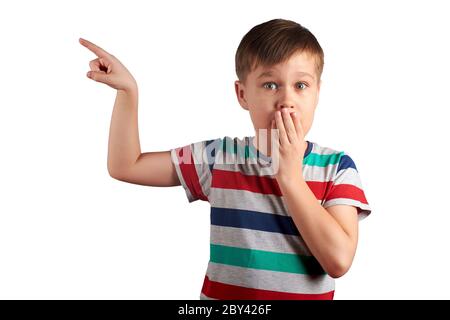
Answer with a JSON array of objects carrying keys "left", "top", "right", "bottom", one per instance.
[
  {"left": 211, "top": 169, "right": 330, "bottom": 200},
  {"left": 211, "top": 169, "right": 368, "bottom": 206},
  {"left": 326, "top": 183, "right": 368, "bottom": 204},
  {"left": 212, "top": 169, "right": 282, "bottom": 196},
  {"left": 306, "top": 180, "right": 333, "bottom": 201},
  {"left": 176, "top": 146, "right": 208, "bottom": 201},
  {"left": 201, "top": 275, "right": 334, "bottom": 300}
]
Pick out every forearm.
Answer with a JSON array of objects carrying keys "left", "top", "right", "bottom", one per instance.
[
  {"left": 277, "top": 174, "right": 355, "bottom": 277},
  {"left": 107, "top": 86, "right": 141, "bottom": 176}
]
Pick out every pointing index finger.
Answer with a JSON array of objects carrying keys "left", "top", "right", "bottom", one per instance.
[{"left": 79, "top": 38, "right": 110, "bottom": 57}]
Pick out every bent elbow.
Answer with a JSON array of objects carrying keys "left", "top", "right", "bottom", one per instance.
[
  {"left": 108, "top": 168, "right": 120, "bottom": 180},
  {"left": 108, "top": 167, "right": 126, "bottom": 181},
  {"left": 326, "top": 258, "right": 352, "bottom": 279},
  {"left": 327, "top": 267, "right": 348, "bottom": 279}
]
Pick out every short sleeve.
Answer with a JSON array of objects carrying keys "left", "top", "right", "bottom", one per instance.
[
  {"left": 322, "top": 152, "right": 372, "bottom": 220},
  {"left": 170, "top": 138, "right": 221, "bottom": 203}
]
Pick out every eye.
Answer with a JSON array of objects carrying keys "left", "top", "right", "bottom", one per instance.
[
  {"left": 262, "top": 82, "right": 278, "bottom": 90},
  {"left": 296, "top": 82, "right": 308, "bottom": 90},
  {"left": 262, "top": 82, "right": 308, "bottom": 90}
]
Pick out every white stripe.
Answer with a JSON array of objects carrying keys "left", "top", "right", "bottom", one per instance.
[
  {"left": 210, "top": 188, "right": 288, "bottom": 216},
  {"left": 210, "top": 188, "right": 323, "bottom": 216},
  {"left": 323, "top": 198, "right": 372, "bottom": 221},
  {"left": 206, "top": 262, "right": 335, "bottom": 295},
  {"left": 210, "top": 225, "right": 312, "bottom": 256},
  {"left": 310, "top": 141, "right": 341, "bottom": 155},
  {"left": 333, "top": 167, "right": 364, "bottom": 189}
]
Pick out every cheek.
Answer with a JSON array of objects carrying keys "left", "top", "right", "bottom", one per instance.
[
  {"left": 301, "top": 116, "right": 313, "bottom": 133},
  {"left": 248, "top": 110, "right": 269, "bottom": 126}
]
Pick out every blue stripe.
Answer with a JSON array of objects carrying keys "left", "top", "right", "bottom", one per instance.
[
  {"left": 211, "top": 207, "right": 300, "bottom": 236},
  {"left": 304, "top": 140, "right": 313, "bottom": 158},
  {"left": 337, "top": 154, "right": 357, "bottom": 173}
]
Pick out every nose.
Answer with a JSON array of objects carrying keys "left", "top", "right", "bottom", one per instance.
[
  {"left": 278, "top": 105, "right": 294, "bottom": 111},
  {"left": 276, "top": 103, "right": 295, "bottom": 115},
  {"left": 276, "top": 89, "right": 296, "bottom": 111},
  {"left": 273, "top": 87, "right": 297, "bottom": 120}
]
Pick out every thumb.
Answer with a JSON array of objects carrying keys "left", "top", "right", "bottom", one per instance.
[{"left": 86, "top": 70, "right": 108, "bottom": 83}]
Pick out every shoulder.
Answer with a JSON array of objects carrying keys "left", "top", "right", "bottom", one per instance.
[
  {"left": 307, "top": 141, "right": 360, "bottom": 175},
  {"left": 308, "top": 140, "right": 348, "bottom": 162},
  {"left": 171, "top": 136, "right": 223, "bottom": 166}
]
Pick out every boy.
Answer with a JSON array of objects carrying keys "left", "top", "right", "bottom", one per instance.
[{"left": 80, "top": 18, "right": 371, "bottom": 300}]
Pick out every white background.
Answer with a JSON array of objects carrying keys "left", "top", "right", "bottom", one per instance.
[{"left": 1, "top": 0, "right": 449, "bottom": 299}]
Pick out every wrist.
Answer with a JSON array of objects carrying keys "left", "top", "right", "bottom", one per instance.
[
  {"left": 119, "top": 81, "right": 138, "bottom": 95},
  {"left": 118, "top": 85, "right": 138, "bottom": 97},
  {"left": 276, "top": 170, "right": 304, "bottom": 189}
]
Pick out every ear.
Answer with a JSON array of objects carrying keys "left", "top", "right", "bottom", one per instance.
[{"left": 235, "top": 80, "right": 249, "bottom": 111}]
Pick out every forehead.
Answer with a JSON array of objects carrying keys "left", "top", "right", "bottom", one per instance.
[{"left": 251, "top": 51, "right": 317, "bottom": 81}]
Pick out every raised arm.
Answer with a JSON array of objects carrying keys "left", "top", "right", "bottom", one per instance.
[
  {"left": 107, "top": 89, "right": 180, "bottom": 187},
  {"left": 80, "top": 37, "right": 180, "bottom": 187}
]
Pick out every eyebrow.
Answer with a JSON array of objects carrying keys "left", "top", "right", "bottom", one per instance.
[{"left": 257, "top": 70, "right": 315, "bottom": 80}]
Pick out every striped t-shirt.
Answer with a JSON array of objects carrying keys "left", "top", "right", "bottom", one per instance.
[{"left": 170, "top": 135, "right": 371, "bottom": 300}]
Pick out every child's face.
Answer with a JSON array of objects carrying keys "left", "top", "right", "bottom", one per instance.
[{"left": 235, "top": 51, "right": 321, "bottom": 138}]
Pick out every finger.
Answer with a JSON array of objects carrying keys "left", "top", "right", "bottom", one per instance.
[
  {"left": 87, "top": 70, "right": 108, "bottom": 83},
  {"left": 89, "top": 59, "right": 102, "bottom": 72},
  {"left": 89, "top": 57, "right": 112, "bottom": 73},
  {"left": 291, "top": 112, "right": 305, "bottom": 140},
  {"left": 281, "top": 108, "right": 298, "bottom": 144},
  {"left": 79, "top": 38, "right": 111, "bottom": 58},
  {"left": 275, "top": 110, "right": 289, "bottom": 146}
]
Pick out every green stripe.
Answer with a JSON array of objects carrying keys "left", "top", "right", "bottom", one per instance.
[
  {"left": 210, "top": 244, "right": 325, "bottom": 275},
  {"left": 221, "top": 138, "right": 257, "bottom": 159},
  {"left": 220, "top": 138, "right": 343, "bottom": 167},
  {"left": 303, "top": 152, "right": 343, "bottom": 167}
]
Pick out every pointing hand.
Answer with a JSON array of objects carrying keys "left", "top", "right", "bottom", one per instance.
[{"left": 79, "top": 38, "right": 137, "bottom": 93}]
